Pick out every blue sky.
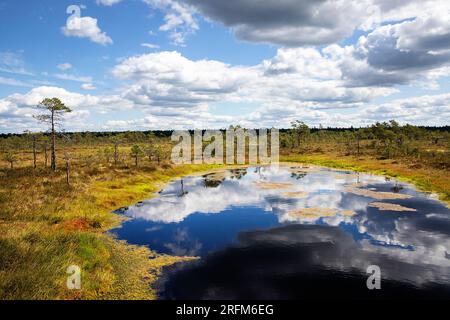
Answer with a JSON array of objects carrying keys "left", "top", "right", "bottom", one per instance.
[
  {"left": 0, "top": 0, "right": 276, "bottom": 97},
  {"left": 0, "top": 0, "right": 449, "bottom": 132}
]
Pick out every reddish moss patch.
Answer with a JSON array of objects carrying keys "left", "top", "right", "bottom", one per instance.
[{"left": 60, "top": 218, "right": 91, "bottom": 232}]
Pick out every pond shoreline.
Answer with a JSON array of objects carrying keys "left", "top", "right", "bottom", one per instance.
[
  {"left": 106, "top": 160, "right": 449, "bottom": 299},
  {"left": 110, "top": 162, "right": 450, "bottom": 300}
]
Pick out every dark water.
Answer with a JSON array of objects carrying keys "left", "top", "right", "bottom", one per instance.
[{"left": 111, "top": 166, "right": 450, "bottom": 299}]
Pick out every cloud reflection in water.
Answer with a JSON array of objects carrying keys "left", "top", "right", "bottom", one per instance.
[{"left": 111, "top": 166, "right": 450, "bottom": 297}]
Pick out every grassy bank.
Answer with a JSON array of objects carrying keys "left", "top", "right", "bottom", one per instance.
[
  {"left": 0, "top": 161, "right": 227, "bottom": 300},
  {"left": 281, "top": 153, "right": 450, "bottom": 205}
]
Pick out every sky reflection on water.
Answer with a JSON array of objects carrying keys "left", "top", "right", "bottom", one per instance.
[{"left": 111, "top": 165, "right": 450, "bottom": 299}]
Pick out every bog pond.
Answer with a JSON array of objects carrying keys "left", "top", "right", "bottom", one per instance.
[{"left": 111, "top": 165, "right": 450, "bottom": 299}]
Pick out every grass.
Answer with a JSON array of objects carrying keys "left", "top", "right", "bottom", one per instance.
[{"left": 0, "top": 157, "right": 227, "bottom": 300}]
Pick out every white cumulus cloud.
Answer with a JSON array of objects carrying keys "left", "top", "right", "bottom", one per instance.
[
  {"left": 143, "top": 0, "right": 198, "bottom": 45},
  {"left": 62, "top": 16, "right": 113, "bottom": 45}
]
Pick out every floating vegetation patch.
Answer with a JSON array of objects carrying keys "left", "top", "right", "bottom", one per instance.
[
  {"left": 254, "top": 182, "right": 293, "bottom": 190},
  {"left": 368, "top": 202, "right": 417, "bottom": 212},
  {"left": 341, "top": 210, "right": 357, "bottom": 216},
  {"left": 229, "top": 168, "right": 247, "bottom": 180},
  {"left": 203, "top": 171, "right": 228, "bottom": 188},
  {"left": 203, "top": 171, "right": 227, "bottom": 181},
  {"left": 287, "top": 207, "right": 357, "bottom": 221},
  {"left": 344, "top": 186, "right": 412, "bottom": 200},
  {"left": 288, "top": 166, "right": 320, "bottom": 173},
  {"left": 288, "top": 208, "right": 337, "bottom": 220},
  {"left": 283, "top": 191, "right": 308, "bottom": 198},
  {"left": 288, "top": 169, "right": 309, "bottom": 175}
]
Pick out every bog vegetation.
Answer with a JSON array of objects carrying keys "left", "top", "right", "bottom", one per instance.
[{"left": 0, "top": 98, "right": 449, "bottom": 299}]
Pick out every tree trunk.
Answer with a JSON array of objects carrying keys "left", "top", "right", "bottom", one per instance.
[
  {"left": 44, "top": 145, "right": 48, "bottom": 168},
  {"left": 357, "top": 136, "right": 360, "bottom": 156},
  {"left": 135, "top": 156, "right": 138, "bottom": 167},
  {"left": 114, "top": 143, "right": 118, "bottom": 165},
  {"left": 66, "top": 159, "right": 70, "bottom": 186},
  {"left": 10, "top": 161, "right": 13, "bottom": 169},
  {"left": 51, "top": 108, "right": 56, "bottom": 172},
  {"left": 32, "top": 135, "right": 37, "bottom": 169}
]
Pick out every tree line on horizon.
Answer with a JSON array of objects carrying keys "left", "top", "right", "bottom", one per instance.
[{"left": 0, "top": 97, "right": 449, "bottom": 180}]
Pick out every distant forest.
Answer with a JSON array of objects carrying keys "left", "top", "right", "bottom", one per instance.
[{"left": 1, "top": 125, "right": 449, "bottom": 139}]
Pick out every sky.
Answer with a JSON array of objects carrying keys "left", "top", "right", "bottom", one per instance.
[{"left": 0, "top": 0, "right": 450, "bottom": 133}]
